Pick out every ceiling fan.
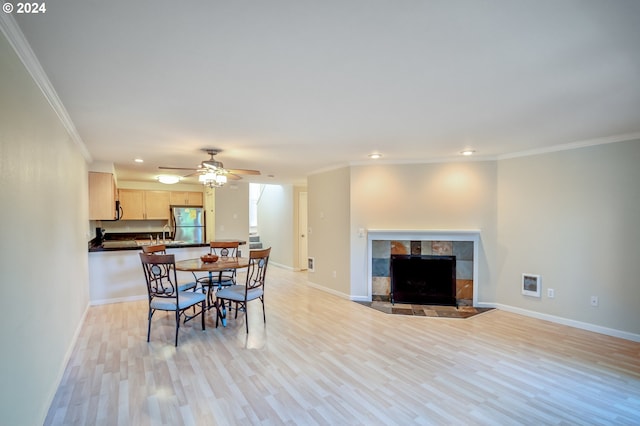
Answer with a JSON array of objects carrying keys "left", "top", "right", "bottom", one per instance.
[{"left": 158, "top": 149, "right": 261, "bottom": 181}]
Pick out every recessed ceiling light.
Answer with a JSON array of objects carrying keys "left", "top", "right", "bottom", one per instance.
[
  {"left": 368, "top": 153, "right": 382, "bottom": 159},
  {"left": 157, "top": 175, "right": 181, "bottom": 184},
  {"left": 134, "top": 158, "right": 144, "bottom": 163},
  {"left": 461, "top": 150, "right": 476, "bottom": 156}
]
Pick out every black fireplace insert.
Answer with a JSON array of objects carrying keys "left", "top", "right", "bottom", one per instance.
[{"left": 390, "top": 254, "right": 457, "bottom": 306}]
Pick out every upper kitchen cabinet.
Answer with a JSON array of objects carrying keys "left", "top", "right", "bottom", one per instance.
[
  {"left": 118, "top": 189, "right": 144, "bottom": 219},
  {"left": 88, "top": 172, "right": 116, "bottom": 220},
  {"left": 118, "top": 189, "right": 171, "bottom": 220},
  {"left": 170, "top": 191, "right": 203, "bottom": 206},
  {"left": 145, "top": 191, "right": 171, "bottom": 219}
]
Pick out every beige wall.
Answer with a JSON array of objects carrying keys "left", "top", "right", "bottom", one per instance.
[
  {"left": 349, "top": 161, "right": 498, "bottom": 300},
  {"left": 308, "top": 167, "right": 352, "bottom": 296},
  {"left": 497, "top": 139, "right": 640, "bottom": 336},
  {"left": 0, "top": 33, "right": 90, "bottom": 425},
  {"left": 308, "top": 143, "right": 640, "bottom": 338}
]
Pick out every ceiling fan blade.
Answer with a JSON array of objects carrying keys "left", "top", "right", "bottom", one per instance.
[
  {"left": 225, "top": 173, "right": 243, "bottom": 180},
  {"left": 227, "top": 168, "right": 261, "bottom": 175},
  {"left": 159, "top": 166, "right": 199, "bottom": 171}
]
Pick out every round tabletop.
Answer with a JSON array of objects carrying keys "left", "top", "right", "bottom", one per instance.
[{"left": 175, "top": 257, "right": 250, "bottom": 272}]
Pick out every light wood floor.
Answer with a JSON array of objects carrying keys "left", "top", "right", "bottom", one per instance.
[{"left": 45, "top": 266, "right": 640, "bottom": 425}]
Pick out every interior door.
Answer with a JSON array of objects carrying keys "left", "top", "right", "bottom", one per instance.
[{"left": 298, "top": 191, "right": 308, "bottom": 271}]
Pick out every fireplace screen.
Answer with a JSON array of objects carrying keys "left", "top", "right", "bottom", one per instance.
[{"left": 390, "top": 255, "right": 457, "bottom": 306}]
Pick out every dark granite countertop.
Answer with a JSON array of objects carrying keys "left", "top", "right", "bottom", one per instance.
[
  {"left": 89, "top": 241, "right": 209, "bottom": 252},
  {"left": 88, "top": 233, "right": 209, "bottom": 252}
]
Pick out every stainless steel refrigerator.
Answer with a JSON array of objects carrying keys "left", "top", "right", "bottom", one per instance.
[{"left": 171, "top": 206, "right": 205, "bottom": 244}]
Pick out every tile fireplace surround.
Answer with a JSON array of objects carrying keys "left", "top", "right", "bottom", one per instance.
[{"left": 367, "top": 230, "right": 480, "bottom": 306}]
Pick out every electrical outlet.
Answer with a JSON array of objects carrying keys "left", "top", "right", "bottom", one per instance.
[
  {"left": 332, "top": 270, "right": 337, "bottom": 278},
  {"left": 547, "top": 288, "right": 555, "bottom": 298},
  {"left": 590, "top": 296, "right": 599, "bottom": 307}
]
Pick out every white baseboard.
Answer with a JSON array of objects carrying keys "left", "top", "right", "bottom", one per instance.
[
  {"left": 479, "top": 302, "right": 640, "bottom": 343},
  {"left": 268, "top": 261, "right": 295, "bottom": 271},
  {"left": 90, "top": 294, "right": 147, "bottom": 306},
  {"left": 306, "top": 280, "right": 352, "bottom": 300}
]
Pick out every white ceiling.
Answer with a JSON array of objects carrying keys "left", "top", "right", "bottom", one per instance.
[{"left": 13, "top": 0, "right": 640, "bottom": 185}]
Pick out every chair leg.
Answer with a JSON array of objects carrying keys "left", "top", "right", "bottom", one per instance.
[
  {"left": 261, "top": 297, "right": 266, "bottom": 323},
  {"left": 201, "top": 301, "right": 206, "bottom": 331},
  {"left": 245, "top": 304, "right": 249, "bottom": 333},
  {"left": 215, "top": 299, "right": 221, "bottom": 328},
  {"left": 147, "top": 309, "right": 153, "bottom": 342},
  {"left": 175, "top": 310, "right": 180, "bottom": 347}
]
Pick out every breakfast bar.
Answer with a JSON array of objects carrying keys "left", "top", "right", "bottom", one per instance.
[{"left": 87, "top": 236, "right": 247, "bottom": 305}]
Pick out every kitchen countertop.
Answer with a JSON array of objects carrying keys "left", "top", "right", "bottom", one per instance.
[
  {"left": 88, "top": 233, "right": 247, "bottom": 252},
  {"left": 88, "top": 232, "right": 208, "bottom": 252},
  {"left": 89, "top": 240, "right": 209, "bottom": 252}
]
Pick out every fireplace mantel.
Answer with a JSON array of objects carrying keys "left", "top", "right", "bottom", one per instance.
[
  {"left": 366, "top": 229, "right": 480, "bottom": 305},
  {"left": 367, "top": 229, "right": 481, "bottom": 240}
]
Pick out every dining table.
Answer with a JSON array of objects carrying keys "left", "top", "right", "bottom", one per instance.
[{"left": 175, "top": 256, "right": 250, "bottom": 326}]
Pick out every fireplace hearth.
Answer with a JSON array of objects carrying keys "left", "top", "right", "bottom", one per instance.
[{"left": 390, "top": 254, "right": 457, "bottom": 306}]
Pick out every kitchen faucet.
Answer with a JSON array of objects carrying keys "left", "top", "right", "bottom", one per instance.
[{"left": 163, "top": 224, "right": 171, "bottom": 243}]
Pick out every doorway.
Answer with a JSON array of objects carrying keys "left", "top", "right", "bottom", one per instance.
[{"left": 298, "top": 191, "right": 308, "bottom": 270}]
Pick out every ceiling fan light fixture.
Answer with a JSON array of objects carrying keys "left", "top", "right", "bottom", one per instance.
[
  {"left": 199, "top": 172, "right": 216, "bottom": 182},
  {"left": 199, "top": 171, "right": 227, "bottom": 188},
  {"left": 157, "top": 174, "right": 181, "bottom": 184}
]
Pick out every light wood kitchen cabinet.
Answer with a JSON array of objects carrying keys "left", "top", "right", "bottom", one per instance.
[
  {"left": 88, "top": 172, "right": 116, "bottom": 220},
  {"left": 118, "top": 189, "right": 171, "bottom": 220},
  {"left": 169, "top": 191, "right": 203, "bottom": 206},
  {"left": 118, "top": 189, "right": 145, "bottom": 219},
  {"left": 145, "top": 191, "right": 171, "bottom": 219}
]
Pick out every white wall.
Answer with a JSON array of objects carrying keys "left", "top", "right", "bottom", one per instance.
[
  {"left": 214, "top": 182, "right": 250, "bottom": 253},
  {"left": 256, "top": 184, "right": 295, "bottom": 268},
  {"left": 0, "top": 32, "right": 90, "bottom": 425},
  {"left": 497, "top": 140, "right": 640, "bottom": 336}
]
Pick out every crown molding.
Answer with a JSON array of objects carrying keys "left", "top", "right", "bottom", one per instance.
[
  {"left": 497, "top": 132, "right": 640, "bottom": 160},
  {"left": 0, "top": 13, "right": 91, "bottom": 162}
]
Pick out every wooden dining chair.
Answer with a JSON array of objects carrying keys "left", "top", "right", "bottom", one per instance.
[
  {"left": 142, "top": 244, "right": 197, "bottom": 292},
  {"left": 139, "top": 253, "right": 206, "bottom": 346},
  {"left": 215, "top": 247, "right": 271, "bottom": 333}
]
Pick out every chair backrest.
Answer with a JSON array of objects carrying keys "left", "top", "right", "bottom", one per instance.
[
  {"left": 209, "top": 241, "right": 239, "bottom": 258},
  {"left": 140, "top": 253, "right": 179, "bottom": 300},
  {"left": 142, "top": 244, "right": 167, "bottom": 254},
  {"left": 244, "top": 247, "right": 271, "bottom": 292}
]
